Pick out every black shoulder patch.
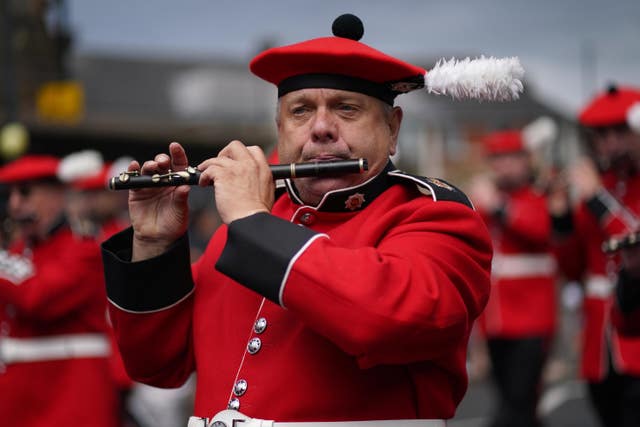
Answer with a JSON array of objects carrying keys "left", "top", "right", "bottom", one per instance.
[{"left": 388, "top": 171, "right": 474, "bottom": 209}]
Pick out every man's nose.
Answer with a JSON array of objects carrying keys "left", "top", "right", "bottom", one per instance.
[
  {"left": 8, "top": 188, "right": 24, "bottom": 214},
  {"left": 310, "top": 108, "right": 338, "bottom": 143}
]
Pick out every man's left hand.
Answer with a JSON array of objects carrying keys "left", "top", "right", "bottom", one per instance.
[{"left": 198, "top": 141, "right": 275, "bottom": 224}]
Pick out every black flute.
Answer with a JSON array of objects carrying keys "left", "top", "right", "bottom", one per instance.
[{"left": 108, "top": 158, "right": 368, "bottom": 190}]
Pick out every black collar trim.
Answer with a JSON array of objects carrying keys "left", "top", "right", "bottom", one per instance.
[{"left": 285, "top": 160, "right": 396, "bottom": 212}]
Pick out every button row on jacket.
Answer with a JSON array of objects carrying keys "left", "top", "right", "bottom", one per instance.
[{"left": 228, "top": 317, "right": 269, "bottom": 409}]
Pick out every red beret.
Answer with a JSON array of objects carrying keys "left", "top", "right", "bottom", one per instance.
[
  {"left": 250, "top": 14, "right": 426, "bottom": 105},
  {"left": 483, "top": 130, "right": 525, "bottom": 156},
  {"left": 70, "top": 156, "right": 133, "bottom": 191},
  {"left": 71, "top": 165, "right": 109, "bottom": 191},
  {"left": 579, "top": 85, "right": 640, "bottom": 127},
  {"left": 0, "top": 155, "right": 61, "bottom": 184}
]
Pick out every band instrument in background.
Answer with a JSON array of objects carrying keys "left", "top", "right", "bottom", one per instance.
[
  {"left": 602, "top": 231, "right": 640, "bottom": 253},
  {"left": 108, "top": 158, "right": 368, "bottom": 191}
]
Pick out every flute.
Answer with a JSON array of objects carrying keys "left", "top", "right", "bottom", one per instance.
[
  {"left": 108, "top": 158, "right": 368, "bottom": 191},
  {"left": 602, "top": 231, "right": 640, "bottom": 254}
]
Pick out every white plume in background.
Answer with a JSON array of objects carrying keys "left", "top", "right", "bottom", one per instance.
[
  {"left": 523, "top": 116, "right": 558, "bottom": 151},
  {"left": 425, "top": 56, "right": 525, "bottom": 102},
  {"left": 57, "top": 150, "right": 104, "bottom": 183},
  {"left": 108, "top": 156, "right": 135, "bottom": 178},
  {"left": 627, "top": 102, "right": 640, "bottom": 134}
]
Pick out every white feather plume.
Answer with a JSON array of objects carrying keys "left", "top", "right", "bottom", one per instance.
[
  {"left": 627, "top": 102, "right": 640, "bottom": 134},
  {"left": 57, "top": 150, "right": 104, "bottom": 183},
  {"left": 425, "top": 56, "right": 525, "bottom": 101},
  {"left": 522, "top": 116, "right": 558, "bottom": 151}
]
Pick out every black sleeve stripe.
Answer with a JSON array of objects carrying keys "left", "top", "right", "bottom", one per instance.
[
  {"left": 586, "top": 193, "right": 611, "bottom": 222},
  {"left": 215, "top": 212, "right": 321, "bottom": 305},
  {"left": 101, "top": 228, "right": 195, "bottom": 313}
]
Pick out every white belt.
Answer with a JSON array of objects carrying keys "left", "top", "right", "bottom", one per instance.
[
  {"left": 0, "top": 333, "right": 110, "bottom": 364},
  {"left": 491, "top": 253, "right": 556, "bottom": 279},
  {"left": 189, "top": 410, "right": 445, "bottom": 427},
  {"left": 584, "top": 275, "right": 615, "bottom": 299}
]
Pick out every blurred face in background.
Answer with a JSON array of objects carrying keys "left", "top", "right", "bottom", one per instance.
[
  {"left": 487, "top": 151, "right": 532, "bottom": 191},
  {"left": 588, "top": 125, "right": 640, "bottom": 172},
  {"left": 8, "top": 182, "right": 65, "bottom": 241}
]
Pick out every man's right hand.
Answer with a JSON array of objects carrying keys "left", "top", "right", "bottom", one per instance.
[{"left": 129, "top": 142, "right": 191, "bottom": 261}]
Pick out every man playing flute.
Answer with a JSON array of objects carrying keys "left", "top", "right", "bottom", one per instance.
[{"left": 102, "top": 14, "right": 522, "bottom": 426}]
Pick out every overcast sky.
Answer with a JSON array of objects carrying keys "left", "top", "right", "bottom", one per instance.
[{"left": 65, "top": 0, "right": 640, "bottom": 117}]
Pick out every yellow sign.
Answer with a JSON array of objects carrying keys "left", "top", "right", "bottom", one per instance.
[{"left": 36, "top": 81, "right": 85, "bottom": 124}]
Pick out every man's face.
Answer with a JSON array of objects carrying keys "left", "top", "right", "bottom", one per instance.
[
  {"left": 487, "top": 151, "right": 532, "bottom": 190},
  {"left": 8, "top": 182, "right": 65, "bottom": 240},
  {"left": 589, "top": 125, "right": 639, "bottom": 170},
  {"left": 276, "top": 88, "right": 402, "bottom": 205}
]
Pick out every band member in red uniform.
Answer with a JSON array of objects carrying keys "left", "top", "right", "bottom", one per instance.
[
  {"left": 0, "top": 155, "right": 120, "bottom": 427},
  {"left": 471, "top": 130, "right": 557, "bottom": 427},
  {"left": 552, "top": 85, "right": 640, "bottom": 427},
  {"left": 101, "top": 14, "right": 525, "bottom": 425}
]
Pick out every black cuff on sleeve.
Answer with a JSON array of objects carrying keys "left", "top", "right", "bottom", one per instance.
[
  {"left": 215, "top": 212, "right": 320, "bottom": 304},
  {"left": 551, "top": 211, "right": 574, "bottom": 235},
  {"left": 586, "top": 193, "right": 609, "bottom": 222},
  {"left": 101, "top": 227, "right": 194, "bottom": 312},
  {"left": 617, "top": 269, "right": 640, "bottom": 314}
]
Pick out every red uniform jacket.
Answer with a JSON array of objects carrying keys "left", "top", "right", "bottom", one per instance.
[
  {"left": 479, "top": 186, "right": 557, "bottom": 338},
  {"left": 555, "top": 171, "right": 640, "bottom": 381},
  {"left": 103, "top": 164, "right": 493, "bottom": 421},
  {"left": 0, "top": 223, "right": 119, "bottom": 427}
]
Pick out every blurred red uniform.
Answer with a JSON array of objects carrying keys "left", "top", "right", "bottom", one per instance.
[
  {"left": 477, "top": 131, "right": 557, "bottom": 338},
  {"left": 0, "top": 155, "right": 119, "bottom": 427},
  {"left": 474, "top": 130, "right": 556, "bottom": 427},
  {"left": 558, "top": 169, "right": 640, "bottom": 380},
  {"left": 553, "top": 85, "right": 640, "bottom": 427}
]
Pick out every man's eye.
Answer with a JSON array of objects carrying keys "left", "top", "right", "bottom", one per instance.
[
  {"left": 338, "top": 104, "right": 357, "bottom": 112},
  {"left": 291, "top": 106, "right": 308, "bottom": 115}
]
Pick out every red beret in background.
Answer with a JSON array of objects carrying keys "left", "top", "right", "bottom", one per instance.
[
  {"left": 0, "top": 155, "right": 61, "bottom": 183},
  {"left": 579, "top": 85, "right": 640, "bottom": 127},
  {"left": 482, "top": 130, "right": 525, "bottom": 156}
]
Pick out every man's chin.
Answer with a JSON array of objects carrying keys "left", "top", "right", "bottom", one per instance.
[{"left": 296, "top": 176, "right": 357, "bottom": 204}]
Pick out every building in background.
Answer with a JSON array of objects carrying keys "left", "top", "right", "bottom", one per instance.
[{"left": 1, "top": 1, "right": 580, "bottom": 180}]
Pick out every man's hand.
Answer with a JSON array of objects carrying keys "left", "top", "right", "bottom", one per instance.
[
  {"left": 468, "top": 174, "right": 503, "bottom": 214},
  {"left": 569, "top": 157, "right": 602, "bottom": 201},
  {"left": 198, "top": 141, "right": 275, "bottom": 224},
  {"left": 129, "top": 142, "right": 191, "bottom": 261}
]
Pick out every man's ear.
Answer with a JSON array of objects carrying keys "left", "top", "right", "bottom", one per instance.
[{"left": 388, "top": 107, "right": 403, "bottom": 156}]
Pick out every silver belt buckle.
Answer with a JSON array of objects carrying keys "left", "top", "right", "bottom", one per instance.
[{"left": 188, "top": 410, "right": 256, "bottom": 427}]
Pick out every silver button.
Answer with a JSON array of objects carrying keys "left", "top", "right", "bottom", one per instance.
[
  {"left": 234, "top": 379, "right": 248, "bottom": 396},
  {"left": 247, "top": 337, "right": 262, "bottom": 354},
  {"left": 254, "top": 317, "right": 267, "bottom": 334},
  {"left": 228, "top": 397, "right": 240, "bottom": 410},
  {"left": 299, "top": 212, "right": 315, "bottom": 225}
]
